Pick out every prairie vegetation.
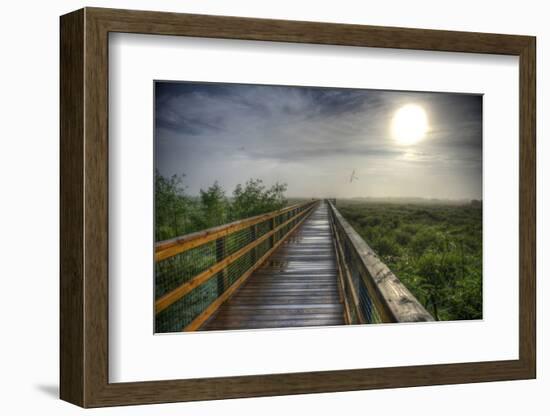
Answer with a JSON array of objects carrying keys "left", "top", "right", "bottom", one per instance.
[{"left": 337, "top": 199, "right": 482, "bottom": 321}]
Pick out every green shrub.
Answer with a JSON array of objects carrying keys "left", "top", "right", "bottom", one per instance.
[
  {"left": 374, "top": 236, "right": 401, "bottom": 257},
  {"left": 394, "top": 229, "right": 412, "bottom": 245},
  {"left": 410, "top": 228, "right": 439, "bottom": 257}
]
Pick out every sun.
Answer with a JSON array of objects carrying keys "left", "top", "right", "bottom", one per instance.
[{"left": 391, "top": 104, "right": 428, "bottom": 145}]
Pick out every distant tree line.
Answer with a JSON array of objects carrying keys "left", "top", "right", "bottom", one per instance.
[{"left": 155, "top": 170, "right": 288, "bottom": 241}]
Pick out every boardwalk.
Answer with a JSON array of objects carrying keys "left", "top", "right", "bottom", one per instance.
[
  {"left": 155, "top": 199, "right": 433, "bottom": 332},
  {"left": 201, "top": 202, "right": 345, "bottom": 330}
]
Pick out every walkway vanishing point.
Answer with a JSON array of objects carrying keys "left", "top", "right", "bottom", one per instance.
[{"left": 155, "top": 200, "right": 433, "bottom": 333}]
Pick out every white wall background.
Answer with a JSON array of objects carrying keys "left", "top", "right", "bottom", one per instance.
[{"left": 0, "top": 0, "right": 545, "bottom": 414}]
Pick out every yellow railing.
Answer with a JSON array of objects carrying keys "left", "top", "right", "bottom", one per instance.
[{"left": 155, "top": 200, "right": 320, "bottom": 332}]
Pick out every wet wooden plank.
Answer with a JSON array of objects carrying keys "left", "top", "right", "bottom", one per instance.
[
  {"left": 201, "top": 202, "right": 345, "bottom": 331},
  {"left": 205, "top": 319, "right": 344, "bottom": 330},
  {"left": 218, "top": 304, "right": 344, "bottom": 311},
  {"left": 213, "top": 313, "right": 342, "bottom": 322},
  {"left": 226, "top": 297, "right": 341, "bottom": 306},
  {"left": 238, "top": 288, "right": 339, "bottom": 294}
]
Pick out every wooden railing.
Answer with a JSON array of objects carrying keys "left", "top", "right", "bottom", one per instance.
[
  {"left": 155, "top": 200, "right": 320, "bottom": 332},
  {"left": 327, "top": 201, "right": 434, "bottom": 324}
]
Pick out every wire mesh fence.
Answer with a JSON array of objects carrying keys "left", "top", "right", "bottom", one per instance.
[
  {"left": 155, "top": 201, "right": 318, "bottom": 332},
  {"left": 330, "top": 200, "right": 433, "bottom": 324},
  {"left": 329, "top": 203, "right": 383, "bottom": 324}
]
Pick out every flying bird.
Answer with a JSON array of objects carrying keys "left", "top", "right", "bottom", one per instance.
[{"left": 349, "top": 169, "right": 359, "bottom": 183}]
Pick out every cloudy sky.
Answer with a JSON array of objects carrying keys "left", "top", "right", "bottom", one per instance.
[{"left": 154, "top": 81, "right": 482, "bottom": 200}]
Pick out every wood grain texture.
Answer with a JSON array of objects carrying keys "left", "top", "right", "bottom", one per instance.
[
  {"left": 59, "top": 8, "right": 84, "bottom": 407},
  {"left": 88, "top": 7, "right": 532, "bottom": 54},
  {"left": 59, "top": 7, "right": 536, "bottom": 408},
  {"left": 518, "top": 38, "right": 536, "bottom": 377},
  {"left": 84, "top": 7, "right": 110, "bottom": 406},
  {"left": 201, "top": 202, "right": 345, "bottom": 331}
]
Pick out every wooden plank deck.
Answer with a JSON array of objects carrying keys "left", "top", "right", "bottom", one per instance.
[{"left": 200, "top": 201, "right": 345, "bottom": 331}]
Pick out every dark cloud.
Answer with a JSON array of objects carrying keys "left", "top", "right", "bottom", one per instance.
[{"left": 155, "top": 81, "right": 482, "bottom": 199}]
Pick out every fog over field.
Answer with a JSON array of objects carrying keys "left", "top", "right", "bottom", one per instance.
[{"left": 155, "top": 81, "right": 482, "bottom": 200}]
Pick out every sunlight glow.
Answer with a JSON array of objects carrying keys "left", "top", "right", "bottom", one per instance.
[{"left": 391, "top": 104, "right": 428, "bottom": 145}]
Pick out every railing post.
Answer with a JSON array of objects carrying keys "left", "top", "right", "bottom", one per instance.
[
  {"left": 251, "top": 224, "right": 258, "bottom": 263},
  {"left": 270, "top": 217, "right": 276, "bottom": 248},
  {"left": 215, "top": 237, "right": 227, "bottom": 296}
]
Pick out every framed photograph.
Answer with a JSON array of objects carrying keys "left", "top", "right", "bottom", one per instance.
[{"left": 60, "top": 7, "right": 536, "bottom": 407}]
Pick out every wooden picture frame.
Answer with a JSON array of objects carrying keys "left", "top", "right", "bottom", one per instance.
[{"left": 60, "top": 7, "right": 536, "bottom": 408}]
